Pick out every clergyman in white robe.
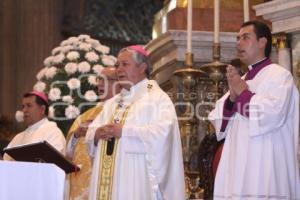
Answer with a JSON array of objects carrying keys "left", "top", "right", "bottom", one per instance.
[
  {"left": 86, "top": 78, "right": 185, "bottom": 200},
  {"left": 3, "top": 118, "right": 66, "bottom": 160},
  {"left": 209, "top": 59, "right": 300, "bottom": 199}
]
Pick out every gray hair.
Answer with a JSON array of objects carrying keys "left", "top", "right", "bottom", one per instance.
[{"left": 119, "top": 48, "right": 152, "bottom": 78}]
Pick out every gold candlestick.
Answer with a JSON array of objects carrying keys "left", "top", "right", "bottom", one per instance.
[
  {"left": 200, "top": 43, "right": 227, "bottom": 100},
  {"left": 174, "top": 52, "right": 206, "bottom": 199}
]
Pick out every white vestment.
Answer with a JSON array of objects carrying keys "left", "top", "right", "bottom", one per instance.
[
  {"left": 86, "top": 79, "right": 185, "bottom": 200},
  {"left": 209, "top": 63, "right": 300, "bottom": 199},
  {"left": 3, "top": 118, "right": 66, "bottom": 160}
]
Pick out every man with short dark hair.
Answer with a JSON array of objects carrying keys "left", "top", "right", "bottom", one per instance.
[
  {"left": 3, "top": 91, "right": 66, "bottom": 160},
  {"left": 86, "top": 45, "right": 185, "bottom": 200},
  {"left": 209, "top": 20, "right": 300, "bottom": 199}
]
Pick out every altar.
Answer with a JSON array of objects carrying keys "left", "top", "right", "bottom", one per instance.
[{"left": 0, "top": 161, "right": 65, "bottom": 200}]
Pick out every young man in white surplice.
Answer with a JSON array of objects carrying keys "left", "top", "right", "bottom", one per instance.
[{"left": 209, "top": 20, "right": 300, "bottom": 199}]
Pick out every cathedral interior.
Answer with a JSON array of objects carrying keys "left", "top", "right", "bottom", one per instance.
[{"left": 1, "top": 0, "right": 300, "bottom": 199}]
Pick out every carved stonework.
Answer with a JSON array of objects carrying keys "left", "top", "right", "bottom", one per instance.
[
  {"left": 254, "top": 0, "right": 300, "bottom": 34},
  {"left": 146, "top": 30, "right": 238, "bottom": 86},
  {"left": 254, "top": 0, "right": 300, "bottom": 87}
]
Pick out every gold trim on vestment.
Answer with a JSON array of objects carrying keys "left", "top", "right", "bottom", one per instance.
[
  {"left": 96, "top": 105, "right": 130, "bottom": 200},
  {"left": 66, "top": 106, "right": 103, "bottom": 200}
]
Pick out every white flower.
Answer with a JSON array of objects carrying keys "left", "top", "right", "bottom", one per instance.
[
  {"left": 88, "top": 75, "right": 98, "bottom": 86},
  {"left": 67, "top": 78, "right": 81, "bottom": 90},
  {"left": 53, "top": 53, "right": 65, "bottom": 64},
  {"left": 66, "top": 51, "right": 80, "bottom": 61},
  {"left": 79, "top": 43, "right": 92, "bottom": 51},
  {"left": 84, "top": 90, "right": 97, "bottom": 102},
  {"left": 61, "top": 45, "right": 73, "bottom": 53},
  {"left": 88, "top": 39, "right": 101, "bottom": 48},
  {"left": 62, "top": 95, "right": 74, "bottom": 104},
  {"left": 49, "top": 88, "right": 61, "bottom": 101},
  {"left": 15, "top": 111, "right": 24, "bottom": 122},
  {"left": 36, "top": 67, "right": 47, "bottom": 80},
  {"left": 93, "top": 64, "right": 104, "bottom": 76},
  {"left": 85, "top": 51, "right": 99, "bottom": 62},
  {"left": 65, "top": 62, "right": 78, "bottom": 75},
  {"left": 78, "top": 61, "right": 91, "bottom": 73},
  {"left": 102, "top": 55, "right": 117, "bottom": 66},
  {"left": 65, "top": 105, "right": 80, "bottom": 119},
  {"left": 67, "top": 37, "right": 79, "bottom": 44},
  {"left": 48, "top": 106, "right": 55, "bottom": 119},
  {"left": 95, "top": 45, "right": 110, "bottom": 54},
  {"left": 78, "top": 34, "right": 91, "bottom": 41},
  {"left": 33, "top": 81, "right": 46, "bottom": 92},
  {"left": 45, "top": 67, "right": 57, "bottom": 79},
  {"left": 51, "top": 47, "right": 63, "bottom": 55},
  {"left": 43, "top": 56, "right": 54, "bottom": 67},
  {"left": 60, "top": 40, "right": 69, "bottom": 46}
]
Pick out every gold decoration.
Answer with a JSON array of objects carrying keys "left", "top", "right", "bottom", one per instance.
[
  {"left": 96, "top": 105, "right": 131, "bottom": 200},
  {"left": 67, "top": 106, "right": 103, "bottom": 200},
  {"left": 297, "top": 61, "right": 300, "bottom": 89},
  {"left": 200, "top": 43, "right": 227, "bottom": 100},
  {"left": 272, "top": 33, "right": 288, "bottom": 49},
  {"left": 174, "top": 52, "right": 206, "bottom": 199}
]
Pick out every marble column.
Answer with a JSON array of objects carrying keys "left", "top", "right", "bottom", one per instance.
[{"left": 274, "top": 33, "right": 292, "bottom": 72}]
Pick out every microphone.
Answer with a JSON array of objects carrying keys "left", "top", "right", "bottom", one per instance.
[
  {"left": 106, "top": 138, "right": 115, "bottom": 155},
  {"left": 106, "top": 118, "right": 119, "bottom": 155}
]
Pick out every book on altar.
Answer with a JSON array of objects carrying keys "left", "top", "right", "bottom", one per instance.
[{"left": 3, "top": 141, "right": 80, "bottom": 174}]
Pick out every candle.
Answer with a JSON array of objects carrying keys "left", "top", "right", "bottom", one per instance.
[
  {"left": 214, "top": 0, "right": 220, "bottom": 44},
  {"left": 243, "top": 0, "right": 249, "bottom": 22},
  {"left": 187, "top": 0, "right": 192, "bottom": 53}
]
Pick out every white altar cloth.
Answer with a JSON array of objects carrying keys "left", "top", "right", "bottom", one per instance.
[{"left": 0, "top": 160, "right": 65, "bottom": 200}]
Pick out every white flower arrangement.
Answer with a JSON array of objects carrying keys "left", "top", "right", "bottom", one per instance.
[
  {"left": 31, "top": 34, "right": 116, "bottom": 121},
  {"left": 33, "top": 81, "right": 46, "bottom": 92},
  {"left": 15, "top": 110, "right": 24, "bottom": 122},
  {"left": 84, "top": 90, "right": 98, "bottom": 102},
  {"left": 49, "top": 88, "right": 62, "bottom": 101},
  {"left": 62, "top": 95, "right": 74, "bottom": 104},
  {"left": 88, "top": 75, "right": 98, "bottom": 86},
  {"left": 65, "top": 105, "right": 80, "bottom": 119}
]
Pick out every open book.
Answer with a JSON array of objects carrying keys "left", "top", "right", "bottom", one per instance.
[{"left": 3, "top": 141, "right": 80, "bottom": 174}]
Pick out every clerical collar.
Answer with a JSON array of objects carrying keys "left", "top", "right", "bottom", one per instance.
[
  {"left": 248, "top": 57, "right": 268, "bottom": 70},
  {"left": 25, "top": 117, "right": 48, "bottom": 133},
  {"left": 120, "top": 78, "right": 148, "bottom": 97},
  {"left": 245, "top": 58, "right": 272, "bottom": 81},
  {"left": 117, "top": 78, "right": 150, "bottom": 108}
]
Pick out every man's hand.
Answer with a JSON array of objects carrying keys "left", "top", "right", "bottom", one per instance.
[
  {"left": 73, "top": 120, "right": 92, "bottom": 138},
  {"left": 226, "top": 65, "right": 248, "bottom": 101},
  {"left": 94, "top": 123, "right": 123, "bottom": 145}
]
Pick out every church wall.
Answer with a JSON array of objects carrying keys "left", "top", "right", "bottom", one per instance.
[{"left": 0, "top": 0, "right": 64, "bottom": 119}]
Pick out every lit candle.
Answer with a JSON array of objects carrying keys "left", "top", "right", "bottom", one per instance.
[
  {"left": 187, "top": 0, "right": 192, "bottom": 53},
  {"left": 214, "top": 0, "right": 220, "bottom": 44},
  {"left": 243, "top": 0, "right": 249, "bottom": 22}
]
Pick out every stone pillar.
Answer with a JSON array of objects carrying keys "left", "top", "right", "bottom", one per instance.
[{"left": 273, "top": 33, "right": 292, "bottom": 71}]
